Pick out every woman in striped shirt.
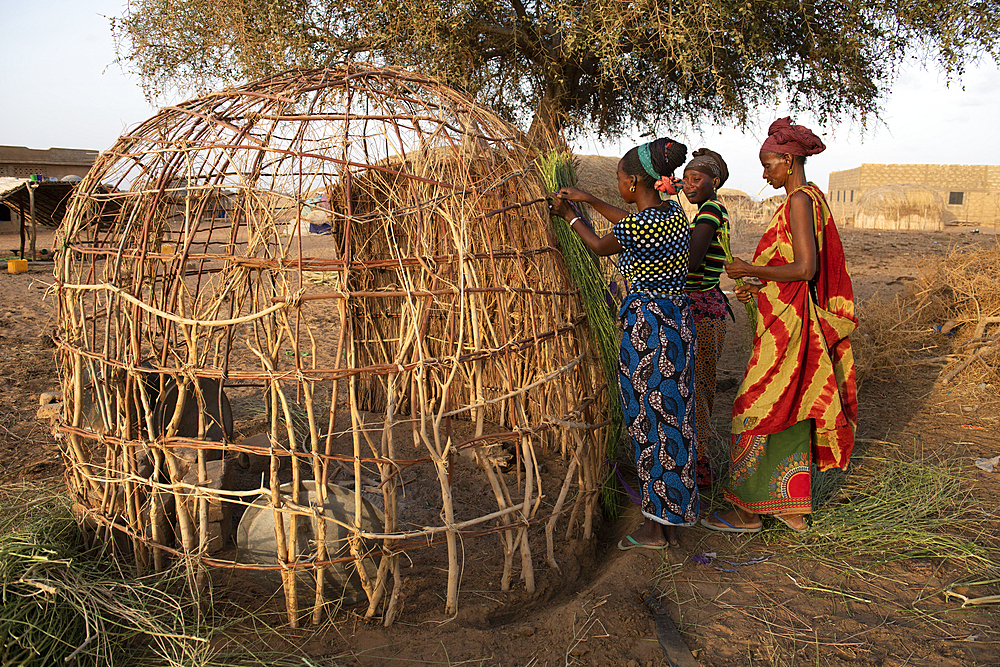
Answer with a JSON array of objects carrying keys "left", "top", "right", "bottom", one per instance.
[{"left": 682, "top": 149, "right": 732, "bottom": 488}]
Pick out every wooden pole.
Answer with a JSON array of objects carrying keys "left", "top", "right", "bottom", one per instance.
[
  {"left": 28, "top": 182, "right": 37, "bottom": 261},
  {"left": 17, "top": 197, "right": 26, "bottom": 259}
]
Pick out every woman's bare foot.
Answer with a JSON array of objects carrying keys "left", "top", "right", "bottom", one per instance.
[{"left": 663, "top": 524, "right": 679, "bottom": 547}]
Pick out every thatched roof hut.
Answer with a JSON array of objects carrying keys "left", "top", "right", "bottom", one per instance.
[
  {"left": 54, "top": 64, "right": 607, "bottom": 625},
  {"left": 855, "top": 184, "right": 944, "bottom": 231}
]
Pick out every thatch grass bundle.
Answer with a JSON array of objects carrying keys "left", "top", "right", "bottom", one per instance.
[
  {"left": 785, "top": 454, "right": 995, "bottom": 574},
  {"left": 538, "top": 150, "right": 624, "bottom": 514},
  {"left": 718, "top": 221, "right": 758, "bottom": 335},
  {"left": 0, "top": 492, "right": 209, "bottom": 666}
]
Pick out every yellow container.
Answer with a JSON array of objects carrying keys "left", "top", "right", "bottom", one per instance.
[{"left": 7, "top": 259, "right": 28, "bottom": 274}]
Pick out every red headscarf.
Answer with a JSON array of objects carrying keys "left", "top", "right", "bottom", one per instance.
[{"left": 760, "top": 117, "right": 826, "bottom": 157}]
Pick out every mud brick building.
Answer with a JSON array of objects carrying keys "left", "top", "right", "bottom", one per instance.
[
  {"left": 828, "top": 164, "right": 1000, "bottom": 227},
  {"left": 0, "top": 146, "right": 98, "bottom": 234},
  {"left": 0, "top": 145, "right": 98, "bottom": 180}
]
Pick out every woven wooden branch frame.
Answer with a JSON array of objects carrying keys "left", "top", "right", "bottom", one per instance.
[{"left": 53, "top": 63, "right": 608, "bottom": 626}]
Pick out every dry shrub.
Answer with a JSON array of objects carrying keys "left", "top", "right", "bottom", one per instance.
[{"left": 853, "top": 244, "right": 1000, "bottom": 394}]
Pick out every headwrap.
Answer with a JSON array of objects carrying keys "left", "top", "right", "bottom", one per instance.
[
  {"left": 685, "top": 148, "right": 729, "bottom": 187},
  {"left": 685, "top": 155, "right": 720, "bottom": 178},
  {"left": 760, "top": 117, "right": 826, "bottom": 157},
  {"left": 639, "top": 140, "right": 685, "bottom": 195},
  {"left": 637, "top": 142, "right": 661, "bottom": 181}
]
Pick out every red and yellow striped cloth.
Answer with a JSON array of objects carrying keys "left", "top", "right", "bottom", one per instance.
[{"left": 731, "top": 183, "right": 857, "bottom": 471}]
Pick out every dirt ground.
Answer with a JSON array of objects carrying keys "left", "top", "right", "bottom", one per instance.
[{"left": 2, "top": 224, "right": 998, "bottom": 667}]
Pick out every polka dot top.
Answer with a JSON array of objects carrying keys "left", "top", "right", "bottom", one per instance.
[{"left": 613, "top": 201, "right": 690, "bottom": 295}]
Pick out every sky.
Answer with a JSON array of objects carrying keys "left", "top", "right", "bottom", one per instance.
[{"left": 2, "top": 0, "right": 998, "bottom": 196}]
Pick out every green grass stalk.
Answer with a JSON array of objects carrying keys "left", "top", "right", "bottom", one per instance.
[
  {"left": 0, "top": 491, "right": 212, "bottom": 666},
  {"left": 537, "top": 150, "right": 625, "bottom": 517},
  {"left": 717, "top": 221, "right": 758, "bottom": 338},
  {"left": 785, "top": 455, "right": 996, "bottom": 573}
]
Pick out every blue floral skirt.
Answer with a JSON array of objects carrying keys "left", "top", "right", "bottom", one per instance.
[{"left": 618, "top": 293, "right": 699, "bottom": 526}]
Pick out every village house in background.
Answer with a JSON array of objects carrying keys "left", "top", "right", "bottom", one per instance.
[
  {"left": 0, "top": 146, "right": 98, "bottom": 251},
  {"left": 828, "top": 164, "right": 1000, "bottom": 230},
  {"left": 0, "top": 145, "right": 98, "bottom": 181}
]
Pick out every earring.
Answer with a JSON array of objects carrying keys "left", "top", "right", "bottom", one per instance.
[
  {"left": 786, "top": 166, "right": 793, "bottom": 175},
  {"left": 630, "top": 182, "right": 636, "bottom": 193}
]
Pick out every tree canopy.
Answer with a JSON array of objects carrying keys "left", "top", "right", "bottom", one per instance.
[{"left": 114, "top": 0, "right": 1000, "bottom": 138}]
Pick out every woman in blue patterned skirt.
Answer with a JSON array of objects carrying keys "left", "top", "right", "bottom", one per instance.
[{"left": 549, "top": 138, "right": 698, "bottom": 549}]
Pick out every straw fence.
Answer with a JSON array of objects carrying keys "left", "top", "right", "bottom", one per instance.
[
  {"left": 52, "top": 64, "right": 609, "bottom": 626},
  {"left": 855, "top": 184, "right": 944, "bottom": 231}
]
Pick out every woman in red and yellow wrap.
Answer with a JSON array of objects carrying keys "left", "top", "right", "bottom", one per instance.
[{"left": 701, "top": 118, "right": 857, "bottom": 534}]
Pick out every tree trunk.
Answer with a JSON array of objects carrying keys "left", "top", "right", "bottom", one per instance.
[{"left": 526, "top": 77, "right": 568, "bottom": 150}]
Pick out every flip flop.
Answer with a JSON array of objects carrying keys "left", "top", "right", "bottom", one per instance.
[
  {"left": 775, "top": 515, "right": 810, "bottom": 533},
  {"left": 700, "top": 510, "right": 762, "bottom": 534},
  {"left": 617, "top": 534, "right": 668, "bottom": 551}
]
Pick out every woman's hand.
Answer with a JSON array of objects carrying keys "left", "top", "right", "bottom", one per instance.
[
  {"left": 733, "top": 282, "right": 761, "bottom": 303},
  {"left": 725, "top": 257, "right": 756, "bottom": 280},
  {"left": 553, "top": 186, "right": 590, "bottom": 203},
  {"left": 549, "top": 195, "right": 574, "bottom": 220}
]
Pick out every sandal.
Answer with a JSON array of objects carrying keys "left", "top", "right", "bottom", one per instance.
[
  {"left": 700, "top": 510, "right": 762, "bottom": 534},
  {"left": 617, "top": 534, "right": 669, "bottom": 551},
  {"left": 775, "top": 515, "right": 810, "bottom": 533}
]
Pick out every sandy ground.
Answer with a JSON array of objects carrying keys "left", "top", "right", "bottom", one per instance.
[{"left": 2, "top": 225, "right": 999, "bottom": 667}]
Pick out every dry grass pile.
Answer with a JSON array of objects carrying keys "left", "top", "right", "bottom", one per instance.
[{"left": 853, "top": 244, "right": 1000, "bottom": 397}]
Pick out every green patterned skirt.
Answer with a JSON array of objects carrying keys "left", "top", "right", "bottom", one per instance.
[{"left": 724, "top": 419, "right": 813, "bottom": 515}]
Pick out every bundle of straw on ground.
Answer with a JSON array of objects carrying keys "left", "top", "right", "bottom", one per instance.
[
  {"left": 53, "top": 63, "right": 611, "bottom": 626},
  {"left": 0, "top": 492, "right": 210, "bottom": 666},
  {"left": 785, "top": 453, "right": 994, "bottom": 570}
]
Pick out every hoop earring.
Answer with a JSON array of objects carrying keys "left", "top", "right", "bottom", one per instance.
[
  {"left": 630, "top": 182, "right": 636, "bottom": 193},
  {"left": 786, "top": 166, "right": 793, "bottom": 175}
]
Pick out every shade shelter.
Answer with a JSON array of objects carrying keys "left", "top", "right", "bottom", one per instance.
[{"left": 0, "top": 177, "right": 76, "bottom": 258}]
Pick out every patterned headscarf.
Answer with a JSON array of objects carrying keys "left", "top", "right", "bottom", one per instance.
[{"left": 760, "top": 117, "right": 826, "bottom": 157}]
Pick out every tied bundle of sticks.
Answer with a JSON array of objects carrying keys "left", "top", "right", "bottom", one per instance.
[{"left": 538, "top": 150, "right": 625, "bottom": 516}]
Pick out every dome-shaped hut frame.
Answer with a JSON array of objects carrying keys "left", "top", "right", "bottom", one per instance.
[{"left": 54, "top": 64, "right": 607, "bottom": 625}]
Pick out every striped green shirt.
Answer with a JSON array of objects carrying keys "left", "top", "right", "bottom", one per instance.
[{"left": 685, "top": 200, "right": 729, "bottom": 292}]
